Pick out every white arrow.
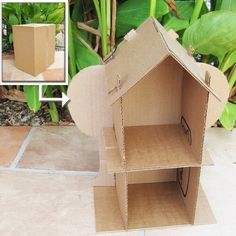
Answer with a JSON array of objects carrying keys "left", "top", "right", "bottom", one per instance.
[{"left": 38, "top": 85, "right": 70, "bottom": 107}]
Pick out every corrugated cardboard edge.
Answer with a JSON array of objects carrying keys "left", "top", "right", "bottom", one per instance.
[
  {"left": 116, "top": 172, "right": 128, "bottom": 229},
  {"left": 198, "top": 63, "right": 229, "bottom": 129}
]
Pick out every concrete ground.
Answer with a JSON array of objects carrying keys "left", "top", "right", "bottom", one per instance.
[{"left": 0, "top": 126, "right": 235, "bottom": 236}]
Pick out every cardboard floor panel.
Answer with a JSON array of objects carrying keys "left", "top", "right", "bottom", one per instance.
[
  {"left": 128, "top": 182, "right": 190, "bottom": 229},
  {"left": 93, "top": 186, "right": 125, "bottom": 232},
  {"left": 125, "top": 124, "right": 200, "bottom": 171}
]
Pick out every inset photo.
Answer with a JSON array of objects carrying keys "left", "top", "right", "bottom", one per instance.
[{"left": 1, "top": 1, "right": 66, "bottom": 84}]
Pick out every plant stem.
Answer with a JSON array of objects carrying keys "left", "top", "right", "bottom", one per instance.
[
  {"left": 101, "top": 0, "right": 108, "bottom": 57},
  {"left": 45, "top": 88, "right": 59, "bottom": 123},
  {"left": 150, "top": 0, "right": 157, "bottom": 17},
  {"left": 190, "top": 0, "right": 204, "bottom": 25},
  {"left": 106, "top": 0, "right": 111, "bottom": 54},
  {"left": 68, "top": 9, "right": 76, "bottom": 77},
  {"left": 111, "top": 0, "right": 117, "bottom": 49},
  {"left": 228, "top": 65, "right": 236, "bottom": 91}
]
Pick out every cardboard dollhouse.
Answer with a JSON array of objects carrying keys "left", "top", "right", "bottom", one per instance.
[{"left": 68, "top": 17, "right": 229, "bottom": 232}]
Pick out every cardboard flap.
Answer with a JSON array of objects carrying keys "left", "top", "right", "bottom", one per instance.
[
  {"left": 68, "top": 65, "right": 112, "bottom": 137},
  {"left": 105, "top": 18, "right": 169, "bottom": 105},
  {"left": 199, "top": 63, "right": 229, "bottom": 128}
]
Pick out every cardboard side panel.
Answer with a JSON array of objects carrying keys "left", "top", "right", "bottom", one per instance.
[
  {"left": 181, "top": 72, "right": 208, "bottom": 163},
  {"left": 12, "top": 27, "right": 35, "bottom": 75},
  {"left": 128, "top": 169, "right": 176, "bottom": 184},
  {"left": 94, "top": 187, "right": 125, "bottom": 232},
  {"left": 112, "top": 99, "right": 125, "bottom": 164},
  {"left": 105, "top": 18, "right": 169, "bottom": 104},
  {"left": 34, "top": 27, "right": 50, "bottom": 75},
  {"left": 116, "top": 172, "right": 128, "bottom": 228},
  {"left": 178, "top": 167, "right": 201, "bottom": 223},
  {"left": 47, "top": 25, "right": 56, "bottom": 66},
  {"left": 122, "top": 57, "right": 183, "bottom": 126}
]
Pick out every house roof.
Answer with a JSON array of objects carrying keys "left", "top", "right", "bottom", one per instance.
[{"left": 105, "top": 17, "right": 219, "bottom": 105}]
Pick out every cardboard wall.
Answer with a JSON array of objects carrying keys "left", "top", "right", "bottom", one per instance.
[
  {"left": 128, "top": 169, "right": 176, "bottom": 184},
  {"left": 112, "top": 99, "right": 125, "bottom": 165},
  {"left": 178, "top": 167, "right": 201, "bottom": 223},
  {"left": 116, "top": 172, "right": 128, "bottom": 228},
  {"left": 181, "top": 72, "right": 209, "bottom": 163},
  {"left": 122, "top": 56, "right": 183, "bottom": 127}
]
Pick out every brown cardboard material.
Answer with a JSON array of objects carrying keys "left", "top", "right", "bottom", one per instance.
[
  {"left": 67, "top": 16, "right": 226, "bottom": 232},
  {"left": 67, "top": 65, "right": 113, "bottom": 137},
  {"left": 199, "top": 63, "right": 229, "bottom": 128},
  {"left": 12, "top": 24, "right": 55, "bottom": 76}
]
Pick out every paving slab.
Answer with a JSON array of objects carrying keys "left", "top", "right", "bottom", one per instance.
[
  {"left": 0, "top": 171, "right": 142, "bottom": 236},
  {"left": 0, "top": 126, "right": 30, "bottom": 167},
  {"left": 17, "top": 126, "right": 99, "bottom": 172}
]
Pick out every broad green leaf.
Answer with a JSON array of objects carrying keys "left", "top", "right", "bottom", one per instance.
[
  {"left": 216, "top": 0, "right": 236, "bottom": 10},
  {"left": 23, "top": 85, "right": 41, "bottom": 113},
  {"left": 72, "top": 25, "right": 102, "bottom": 70},
  {"left": 220, "top": 50, "right": 236, "bottom": 72},
  {"left": 8, "top": 14, "right": 19, "bottom": 25},
  {"left": 45, "top": 87, "right": 59, "bottom": 123},
  {"left": 164, "top": 17, "right": 189, "bottom": 32},
  {"left": 9, "top": 33, "right": 13, "bottom": 43},
  {"left": 46, "top": 7, "right": 64, "bottom": 24},
  {"left": 219, "top": 102, "right": 236, "bottom": 130},
  {"left": 228, "top": 65, "right": 236, "bottom": 90},
  {"left": 164, "top": 1, "right": 209, "bottom": 34},
  {"left": 116, "top": 0, "right": 169, "bottom": 38},
  {"left": 183, "top": 11, "right": 236, "bottom": 60}
]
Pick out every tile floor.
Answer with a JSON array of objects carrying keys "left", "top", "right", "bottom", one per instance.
[{"left": 0, "top": 125, "right": 235, "bottom": 236}]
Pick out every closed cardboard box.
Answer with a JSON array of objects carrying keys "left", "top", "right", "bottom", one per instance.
[{"left": 12, "top": 24, "right": 55, "bottom": 76}]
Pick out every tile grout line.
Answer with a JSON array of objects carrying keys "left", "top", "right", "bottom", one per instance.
[
  {"left": 0, "top": 167, "right": 98, "bottom": 176},
  {"left": 9, "top": 127, "right": 37, "bottom": 169}
]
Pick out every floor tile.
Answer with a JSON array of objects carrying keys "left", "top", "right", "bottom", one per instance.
[
  {"left": 0, "top": 126, "right": 31, "bottom": 167},
  {"left": 18, "top": 126, "right": 99, "bottom": 171}
]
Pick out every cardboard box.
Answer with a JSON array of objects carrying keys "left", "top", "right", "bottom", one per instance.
[
  {"left": 12, "top": 24, "right": 55, "bottom": 76},
  {"left": 67, "top": 17, "right": 229, "bottom": 232}
]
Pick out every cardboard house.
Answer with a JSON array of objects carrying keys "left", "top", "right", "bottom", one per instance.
[
  {"left": 12, "top": 24, "right": 55, "bottom": 76},
  {"left": 68, "top": 17, "right": 229, "bottom": 232}
]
